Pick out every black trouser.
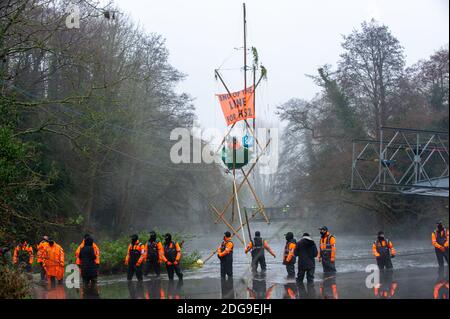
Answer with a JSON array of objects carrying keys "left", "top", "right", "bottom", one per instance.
[
  {"left": 40, "top": 262, "right": 46, "bottom": 280},
  {"left": 220, "top": 255, "right": 233, "bottom": 278},
  {"left": 145, "top": 255, "right": 161, "bottom": 276},
  {"left": 49, "top": 276, "right": 64, "bottom": 287},
  {"left": 297, "top": 267, "right": 315, "bottom": 283},
  {"left": 286, "top": 263, "right": 295, "bottom": 278},
  {"left": 166, "top": 263, "right": 183, "bottom": 280},
  {"left": 127, "top": 264, "right": 143, "bottom": 281},
  {"left": 435, "top": 248, "right": 449, "bottom": 267},
  {"left": 321, "top": 255, "right": 336, "bottom": 273},
  {"left": 251, "top": 253, "right": 266, "bottom": 272},
  {"left": 82, "top": 275, "right": 97, "bottom": 285},
  {"left": 376, "top": 256, "right": 393, "bottom": 270}
]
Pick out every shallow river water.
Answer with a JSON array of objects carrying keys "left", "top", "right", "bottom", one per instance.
[{"left": 32, "top": 233, "right": 449, "bottom": 299}]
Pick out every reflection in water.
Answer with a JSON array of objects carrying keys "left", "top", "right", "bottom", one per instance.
[
  {"left": 246, "top": 274, "right": 276, "bottom": 299},
  {"left": 46, "top": 283, "right": 66, "bottom": 299},
  {"left": 434, "top": 267, "right": 449, "bottom": 299},
  {"left": 374, "top": 270, "right": 397, "bottom": 299},
  {"left": 127, "top": 281, "right": 145, "bottom": 299},
  {"left": 167, "top": 280, "right": 183, "bottom": 299},
  {"left": 221, "top": 278, "right": 235, "bottom": 299},
  {"left": 283, "top": 283, "right": 298, "bottom": 299},
  {"left": 297, "top": 282, "right": 317, "bottom": 299},
  {"left": 145, "top": 279, "right": 164, "bottom": 299},
  {"left": 81, "top": 283, "right": 100, "bottom": 299},
  {"left": 320, "top": 274, "right": 339, "bottom": 299}
]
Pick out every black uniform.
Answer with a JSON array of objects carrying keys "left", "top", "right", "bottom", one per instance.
[
  {"left": 126, "top": 242, "right": 145, "bottom": 281},
  {"left": 218, "top": 239, "right": 234, "bottom": 279},
  {"left": 434, "top": 228, "right": 449, "bottom": 267},
  {"left": 79, "top": 245, "right": 98, "bottom": 284},
  {"left": 295, "top": 236, "right": 318, "bottom": 283},
  {"left": 250, "top": 237, "right": 267, "bottom": 272},
  {"left": 283, "top": 239, "right": 297, "bottom": 279},
  {"left": 164, "top": 241, "right": 183, "bottom": 280},
  {"left": 145, "top": 240, "right": 161, "bottom": 276},
  {"left": 374, "top": 239, "right": 394, "bottom": 270}
]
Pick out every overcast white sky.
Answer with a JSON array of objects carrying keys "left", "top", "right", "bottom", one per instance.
[{"left": 111, "top": 0, "right": 449, "bottom": 132}]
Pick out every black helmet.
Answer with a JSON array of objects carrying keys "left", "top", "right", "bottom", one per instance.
[
  {"left": 285, "top": 232, "right": 294, "bottom": 241},
  {"left": 224, "top": 231, "right": 231, "bottom": 238},
  {"left": 164, "top": 233, "right": 172, "bottom": 242},
  {"left": 130, "top": 234, "right": 139, "bottom": 242},
  {"left": 255, "top": 231, "right": 261, "bottom": 237}
]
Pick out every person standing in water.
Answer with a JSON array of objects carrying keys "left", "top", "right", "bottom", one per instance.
[{"left": 124, "top": 234, "right": 146, "bottom": 281}]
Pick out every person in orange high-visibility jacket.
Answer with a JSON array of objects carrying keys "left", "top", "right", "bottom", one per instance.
[
  {"left": 217, "top": 231, "right": 234, "bottom": 279},
  {"left": 283, "top": 232, "right": 297, "bottom": 279},
  {"left": 245, "top": 231, "right": 276, "bottom": 273},
  {"left": 161, "top": 233, "right": 183, "bottom": 281},
  {"left": 318, "top": 226, "right": 336, "bottom": 273},
  {"left": 75, "top": 234, "right": 100, "bottom": 266},
  {"left": 372, "top": 231, "right": 396, "bottom": 270},
  {"left": 125, "top": 234, "right": 146, "bottom": 281},
  {"left": 13, "top": 240, "right": 34, "bottom": 273},
  {"left": 37, "top": 236, "right": 49, "bottom": 280},
  {"left": 43, "top": 239, "right": 64, "bottom": 285},
  {"left": 432, "top": 221, "right": 449, "bottom": 267}
]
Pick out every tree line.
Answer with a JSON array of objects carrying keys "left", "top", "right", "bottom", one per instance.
[
  {"left": 275, "top": 20, "right": 449, "bottom": 233},
  {"left": 0, "top": 0, "right": 229, "bottom": 243}
]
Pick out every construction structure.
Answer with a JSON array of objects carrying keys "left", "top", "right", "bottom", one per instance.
[{"left": 351, "top": 126, "right": 449, "bottom": 197}]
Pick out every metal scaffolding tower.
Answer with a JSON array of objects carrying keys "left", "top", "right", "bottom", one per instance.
[{"left": 351, "top": 127, "right": 449, "bottom": 197}]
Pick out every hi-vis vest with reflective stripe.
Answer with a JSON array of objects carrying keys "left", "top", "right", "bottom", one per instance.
[{"left": 320, "top": 235, "right": 335, "bottom": 252}]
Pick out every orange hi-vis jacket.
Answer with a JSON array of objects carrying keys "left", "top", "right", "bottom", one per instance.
[
  {"left": 283, "top": 241, "right": 296, "bottom": 263},
  {"left": 432, "top": 228, "right": 449, "bottom": 251},
  {"left": 319, "top": 232, "right": 336, "bottom": 262},
  {"left": 372, "top": 239, "right": 396, "bottom": 257},
  {"left": 125, "top": 242, "right": 146, "bottom": 266},
  {"left": 13, "top": 243, "right": 34, "bottom": 265},
  {"left": 217, "top": 237, "right": 234, "bottom": 258},
  {"left": 43, "top": 243, "right": 64, "bottom": 280},
  {"left": 245, "top": 239, "right": 276, "bottom": 257},
  {"left": 36, "top": 240, "right": 49, "bottom": 263},
  {"left": 75, "top": 240, "right": 100, "bottom": 265},
  {"left": 162, "top": 241, "right": 182, "bottom": 264},
  {"left": 144, "top": 240, "right": 164, "bottom": 263}
]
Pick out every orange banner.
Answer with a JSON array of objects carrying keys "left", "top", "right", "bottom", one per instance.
[{"left": 216, "top": 86, "right": 255, "bottom": 126}]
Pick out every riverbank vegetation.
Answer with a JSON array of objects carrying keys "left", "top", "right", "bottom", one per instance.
[{"left": 1, "top": 0, "right": 229, "bottom": 246}]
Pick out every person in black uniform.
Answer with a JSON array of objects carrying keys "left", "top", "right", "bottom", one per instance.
[
  {"left": 217, "top": 231, "right": 234, "bottom": 279},
  {"left": 244, "top": 231, "right": 276, "bottom": 273},
  {"left": 124, "top": 234, "right": 146, "bottom": 281},
  {"left": 161, "top": 233, "right": 183, "bottom": 281},
  {"left": 78, "top": 236, "right": 99, "bottom": 285}
]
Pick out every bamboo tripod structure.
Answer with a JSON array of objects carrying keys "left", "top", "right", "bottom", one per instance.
[{"left": 204, "top": 3, "right": 270, "bottom": 264}]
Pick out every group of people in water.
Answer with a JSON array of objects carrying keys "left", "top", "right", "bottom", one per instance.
[{"left": 1, "top": 221, "right": 448, "bottom": 295}]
